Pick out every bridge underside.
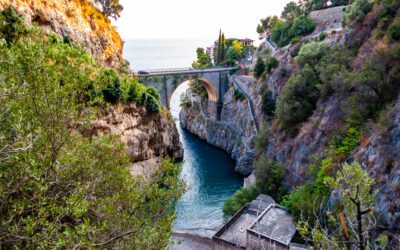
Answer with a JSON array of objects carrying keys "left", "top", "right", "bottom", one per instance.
[{"left": 138, "top": 69, "right": 231, "bottom": 120}]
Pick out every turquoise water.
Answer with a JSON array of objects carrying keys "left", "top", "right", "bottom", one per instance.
[
  {"left": 170, "top": 83, "right": 243, "bottom": 237},
  {"left": 123, "top": 39, "right": 243, "bottom": 237}
]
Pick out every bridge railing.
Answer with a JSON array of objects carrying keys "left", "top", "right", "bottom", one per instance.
[{"left": 133, "top": 66, "right": 236, "bottom": 75}]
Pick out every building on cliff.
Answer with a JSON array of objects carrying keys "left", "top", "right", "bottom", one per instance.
[{"left": 212, "top": 195, "right": 302, "bottom": 250}]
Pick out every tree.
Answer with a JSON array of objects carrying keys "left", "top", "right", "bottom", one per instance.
[
  {"left": 0, "top": 5, "right": 26, "bottom": 45},
  {"left": 253, "top": 57, "right": 266, "bottom": 78},
  {"left": 94, "top": 0, "right": 123, "bottom": 19},
  {"left": 281, "top": 1, "right": 303, "bottom": 21},
  {"left": 0, "top": 9, "right": 184, "bottom": 248},
  {"left": 224, "top": 40, "right": 244, "bottom": 63},
  {"left": 298, "top": 162, "right": 378, "bottom": 250},
  {"left": 345, "top": 0, "right": 372, "bottom": 23},
  {"left": 192, "top": 47, "right": 211, "bottom": 68}
]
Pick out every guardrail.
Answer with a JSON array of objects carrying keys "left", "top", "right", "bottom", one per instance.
[
  {"left": 232, "top": 76, "right": 260, "bottom": 132},
  {"left": 133, "top": 66, "right": 235, "bottom": 75}
]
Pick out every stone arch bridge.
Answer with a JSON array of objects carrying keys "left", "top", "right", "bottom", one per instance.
[{"left": 137, "top": 67, "right": 234, "bottom": 118}]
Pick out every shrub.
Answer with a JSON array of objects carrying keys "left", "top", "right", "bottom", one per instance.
[
  {"left": 0, "top": 5, "right": 27, "bottom": 45},
  {"left": 255, "top": 124, "right": 269, "bottom": 156},
  {"left": 189, "top": 79, "right": 208, "bottom": 99},
  {"left": 296, "top": 42, "right": 327, "bottom": 66},
  {"left": 254, "top": 156, "right": 286, "bottom": 201},
  {"left": 345, "top": 0, "right": 372, "bottom": 23},
  {"left": 271, "top": 16, "right": 315, "bottom": 47},
  {"left": 318, "top": 32, "right": 326, "bottom": 41},
  {"left": 378, "top": 0, "right": 400, "bottom": 19},
  {"left": 234, "top": 88, "right": 246, "bottom": 101},
  {"left": 291, "top": 37, "right": 301, "bottom": 44},
  {"left": 99, "top": 69, "right": 123, "bottom": 104},
  {"left": 146, "top": 86, "right": 160, "bottom": 101},
  {"left": 253, "top": 57, "right": 266, "bottom": 78},
  {"left": 261, "top": 90, "right": 276, "bottom": 116},
  {"left": 266, "top": 56, "right": 279, "bottom": 74},
  {"left": 276, "top": 65, "right": 320, "bottom": 130},
  {"left": 387, "top": 21, "right": 400, "bottom": 43},
  {"left": 223, "top": 187, "right": 259, "bottom": 216},
  {"left": 0, "top": 19, "right": 183, "bottom": 247},
  {"left": 278, "top": 67, "right": 288, "bottom": 77}
]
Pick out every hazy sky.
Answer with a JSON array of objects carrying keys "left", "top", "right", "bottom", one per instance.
[{"left": 113, "top": 0, "right": 292, "bottom": 40}]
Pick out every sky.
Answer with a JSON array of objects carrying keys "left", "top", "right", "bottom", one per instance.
[{"left": 112, "top": 0, "right": 293, "bottom": 41}]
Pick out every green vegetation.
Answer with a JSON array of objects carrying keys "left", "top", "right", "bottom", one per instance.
[
  {"left": 192, "top": 47, "right": 211, "bottom": 68},
  {"left": 270, "top": 16, "right": 315, "bottom": 47},
  {"left": 0, "top": 7, "right": 183, "bottom": 248},
  {"left": 215, "top": 30, "right": 249, "bottom": 66},
  {"left": 189, "top": 79, "right": 208, "bottom": 99},
  {"left": 276, "top": 63, "right": 321, "bottom": 130},
  {"left": 223, "top": 187, "right": 259, "bottom": 216},
  {"left": 297, "top": 162, "right": 379, "bottom": 249},
  {"left": 253, "top": 57, "right": 265, "bottom": 78},
  {"left": 265, "top": 56, "right": 279, "bottom": 74},
  {"left": 94, "top": 0, "right": 123, "bottom": 19},
  {"left": 388, "top": 20, "right": 400, "bottom": 43},
  {"left": 345, "top": 0, "right": 372, "bottom": 23},
  {"left": 254, "top": 156, "right": 286, "bottom": 201},
  {"left": 233, "top": 89, "right": 246, "bottom": 101},
  {"left": 261, "top": 90, "right": 276, "bottom": 116},
  {"left": 282, "top": 126, "right": 360, "bottom": 222}
]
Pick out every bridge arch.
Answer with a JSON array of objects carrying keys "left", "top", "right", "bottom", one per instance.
[{"left": 167, "top": 77, "right": 218, "bottom": 107}]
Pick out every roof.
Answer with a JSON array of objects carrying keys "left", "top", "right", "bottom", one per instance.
[
  {"left": 213, "top": 195, "right": 275, "bottom": 247},
  {"left": 249, "top": 205, "right": 297, "bottom": 246},
  {"left": 248, "top": 194, "right": 275, "bottom": 214}
]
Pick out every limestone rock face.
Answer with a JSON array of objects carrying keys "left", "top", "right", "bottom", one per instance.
[
  {"left": 90, "top": 103, "right": 183, "bottom": 162},
  {"left": 0, "top": 0, "right": 123, "bottom": 67},
  {"left": 353, "top": 95, "right": 400, "bottom": 229},
  {"left": 180, "top": 89, "right": 257, "bottom": 175}
]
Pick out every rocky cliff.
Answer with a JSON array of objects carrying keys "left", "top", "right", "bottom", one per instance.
[
  {"left": 89, "top": 103, "right": 183, "bottom": 172},
  {"left": 1, "top": 0, "right": 183, "bottom": 172},
  {"left": 251, "top": 4, "right": 400, "bottom": 230},
  {"left": 0, "top": 0, "right": 123, "bottom": 67},
  {"left": 180, "top": 86, "right": 257, "bottom": 175}
]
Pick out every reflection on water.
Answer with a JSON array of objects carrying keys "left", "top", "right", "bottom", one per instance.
[{"left": 170, "top": 82, "right": 243, "bottom": 238}]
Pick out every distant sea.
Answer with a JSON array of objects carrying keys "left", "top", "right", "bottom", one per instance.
[{"left": 123, "top": 39, "right": 212, "bottom": 70}]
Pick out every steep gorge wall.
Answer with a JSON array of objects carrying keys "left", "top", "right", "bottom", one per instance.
[
  {"left": 0, "top": 0, "right": 123, "bottom": 67},
  {"left": 180, "top": 87, "right": 257, "bottom": 175},
  {"left": 253, "top": 6, "right": 400, "bottom": 229}
]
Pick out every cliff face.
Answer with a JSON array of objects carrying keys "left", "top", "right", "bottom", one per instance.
[
  {"left": 0, "top": 0, "right": 123, "bottom": 67},
  {"left": 254, "top": 6, "right": 400, "bottom": 229},
  {"left": 180, "top": 87, "right": 257, "bottom": 175},
  {"left": 89, "top": 103, "right": 183, "bottom": 163}
]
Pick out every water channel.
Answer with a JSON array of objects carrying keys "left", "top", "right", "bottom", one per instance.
[{"left": 170, "top": 82, "right": 243, "bottom": 238}]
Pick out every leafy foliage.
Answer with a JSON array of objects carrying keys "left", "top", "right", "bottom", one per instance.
[
  {"left": 189, "top": 79, "right": 208, "bottom": 99},
  {"left": 253, "top": 57, "right": 266, "bottom": 78},
  {"left": 298, "top": 162, "right": 378, "bottom": 249},
  {"left": 254, "top": 156, "right": 286, "bottom": 201},
  {"left": 94, "top": 0, "right": 123, "bottom": 19},
  {"left": 266, "top": 56, "right": 279, "bottom": 74},
  {"left": 261, "top": 90, "right": 276, "bottom": 116},
  {"left": 233, "top": 89, "right": 246, "bottom": 101},
  {"left": 192, "top": 47, "right": 211, "bottom": 68},
  {"left": 388, "top": 20, "right": 400, "bottom": 43},
  {"left": 0, "top": 9, "right": 182, "bottom": 248},
  {"left": 0, "top": 5, "right": 26, "bottom": 45},
  {"left": 270, "top": 16, "right": 315, "bottom": 47},
  {"left": 345, "top": 0, "right": 372, "bottom": 23},
  {"left": 223, "top": 187, "right": 259, "bottom": 216},
  {"left": 276, "top": 64, "right": 320, "bottom": 130}
]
